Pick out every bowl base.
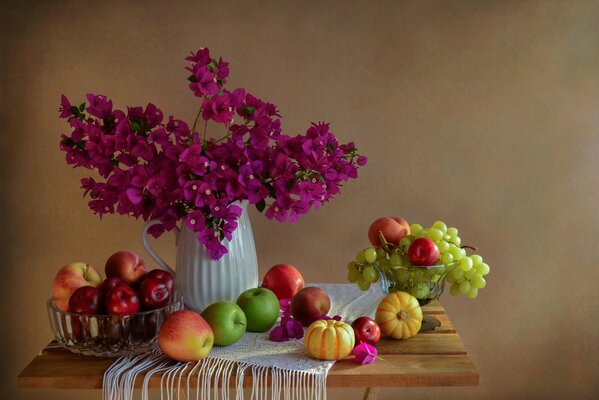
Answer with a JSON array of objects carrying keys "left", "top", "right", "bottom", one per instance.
[{"left": 419, "top": 315, "right": 441, "bottom": 332}]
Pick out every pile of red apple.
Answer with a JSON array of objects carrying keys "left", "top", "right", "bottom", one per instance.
[{"left": 52, "top": 250, "right": 177, "bottom": 316}]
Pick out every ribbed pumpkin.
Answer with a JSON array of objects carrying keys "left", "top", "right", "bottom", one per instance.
[
  {"left": 375, "top": 291, "right": 423, "bottom": 339},
  {"left": 304, "top": 319, "right": 355, "bottom": 360}
]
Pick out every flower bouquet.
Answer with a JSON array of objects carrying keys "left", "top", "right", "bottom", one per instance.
[{"left": 59, "top": 47, "right": 366, "bottom": 259}]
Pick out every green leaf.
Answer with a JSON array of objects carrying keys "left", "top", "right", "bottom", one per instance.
[
  {"left": 111, "top": 158, "right": 119, "bottom": 166},
  {"left": 79, "top": 102, "right": 85, "bottom": 112},
  {"left": 60, "top": 137, "right": 74, "bottom": 147},
  {"left": 70, "top": 106, "right": 80, "bottom": 116},
  {"left": 255, "top": 200, "right": 266, "bottom": 213},
  {"left": 130, "top": 120, "right": 141, "bottom": 132},
  {"left": 242, "top": 106, "right": 255, "bottom": 117},
  {"left": 188, "top": 75, "right": 198, "bottom": 83}
]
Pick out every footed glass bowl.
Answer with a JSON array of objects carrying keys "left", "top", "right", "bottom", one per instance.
[
  {"left": 375, "top": 263, "right": 457, "bottom": 330},
  {"left": 47, "top": 292, "right": 183, "bottom": 357}
]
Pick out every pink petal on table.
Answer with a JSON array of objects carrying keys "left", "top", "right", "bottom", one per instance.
[{"left": 353, "top": 342, "right": 377, "bottom": 365}]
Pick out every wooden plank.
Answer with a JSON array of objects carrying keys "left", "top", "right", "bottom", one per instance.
[
  {"left": 363, "top": 387, "right": 380, "bottom": 400},
  {"left": 18, "top": 351, "right": 478, "bottom": 389},
  {"left": 375, "top": 334, "right": 466, "bottom": 355},
  {"left": 421, "top": 300, "right": 445, "bottom": 315}
]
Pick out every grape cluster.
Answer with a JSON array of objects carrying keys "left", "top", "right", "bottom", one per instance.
[{"left": 347, "top": 220, "right": 490, "bottom": 300}]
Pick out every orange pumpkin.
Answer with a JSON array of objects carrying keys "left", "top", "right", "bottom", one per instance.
[
  {"left": 304, "top": 319, "right": 355, "bottom": 360},
  {"left": 375, "top": 291, "right": 422, "bottom": 339}
]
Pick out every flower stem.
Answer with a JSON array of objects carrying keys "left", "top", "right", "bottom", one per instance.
[
  {"left": 202, "top": 120, "right": 208, "bottom": 143},
  {"left": 191, "top": 108, "right": 202, "bottom": 133}
]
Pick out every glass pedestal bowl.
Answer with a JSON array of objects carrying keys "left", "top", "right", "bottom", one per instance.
[
  {"left": 375, "top": 262, "right": 457, "bottom": 331},
  {"left": 47, "top": 292, "right": 183, "bottom": 357}
]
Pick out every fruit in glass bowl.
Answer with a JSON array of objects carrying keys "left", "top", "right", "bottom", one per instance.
[{"left": 47, "top": 291, "right": 183, "bottom": 357}]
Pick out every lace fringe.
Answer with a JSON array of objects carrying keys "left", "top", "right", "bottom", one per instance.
[{"left": 103, "top": 353, "right": 327, "bottom": 400}]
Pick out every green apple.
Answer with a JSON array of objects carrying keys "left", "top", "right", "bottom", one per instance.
[
  {"left": 236, "top": 287, "right": 280, "bottom": 332},
  {"left": 200, "top": 301, "right": 247, "bottom": 346}
]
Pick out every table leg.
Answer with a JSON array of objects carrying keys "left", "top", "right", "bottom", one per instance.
[{"left": 363, "top": 387, "right": 380, "bottom": 400}]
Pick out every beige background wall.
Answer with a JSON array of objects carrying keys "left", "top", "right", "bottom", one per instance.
[{"left": 2, "top": 1, "right": 598, "bottom": 399}]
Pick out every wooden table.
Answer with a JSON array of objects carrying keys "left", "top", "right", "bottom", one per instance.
[{"left": 18, "top": 300, "right": 478, "bottom": 399}]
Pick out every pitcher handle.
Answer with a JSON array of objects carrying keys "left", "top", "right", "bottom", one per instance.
[{"left": 141, "top": 220, "right": 176, "bottom": 276}]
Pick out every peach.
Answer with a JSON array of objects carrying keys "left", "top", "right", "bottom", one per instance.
[
  {"left": 158, "top": 310, "right": 214, "bottom": 362},
  {"left": 368, "top": 216, "right": 410, "bottom": 246},
  {"left": 104, "top": 251, "right": 148, "bottom": 287},
  {"left": 52, "top": 262, "right": 102, "bottom": 312}
]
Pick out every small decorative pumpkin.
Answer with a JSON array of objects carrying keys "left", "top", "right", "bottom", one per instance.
[
  {"left": 304, "top": 319, "right": 355, "bottom": 360},
  {"left": 375, "top": 291, "right": 422, "bottom": 339}
]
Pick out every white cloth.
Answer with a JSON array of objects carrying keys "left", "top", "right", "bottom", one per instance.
[{"left": 103, "top": 283, "right": 385, "bottom": 400}]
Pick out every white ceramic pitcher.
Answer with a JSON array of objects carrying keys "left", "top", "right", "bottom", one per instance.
[{"left": 141, "top": 201, "right": 259, "bottom": 312}]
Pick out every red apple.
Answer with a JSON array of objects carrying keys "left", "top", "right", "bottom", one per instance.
[
  {"left": 105, "top": 251, "right": 148, "bottom": 287},
  {"left": 158, "top": 310, "right": 214, "bottom": 362},
  {"left": 52, "top": 262, "right": 102, "bottom": 312},
  {"left": 145, "top": 269, "right": 175, "bottom": 295},
  {"left": 290, "top": 287, "right": 331, "bottom": 326},
  {"left": 368, "top": 216, "right": 410, "bottom": 246},
  {"left": 351, "top": 316, "right": 381, "bottom": 346},
  {"left": 408, "top": 238, "right": 440, "bottom": 266},
  {"left": 68, "top": 286, "right": 103, "bottom": 315},
  {"left": 263, "top": 264, "right": 305, "bottom": 300},
  {"left": 138, "top": 277, "right": 170, "bottom": 310},
  {"left": 100, "top": 277, "right": 129, "bottom": 297},
  {"left": 105, "top": 285, "right": 140, "bottom": 315}
]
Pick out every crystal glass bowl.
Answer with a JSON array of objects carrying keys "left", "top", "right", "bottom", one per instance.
[
  {"left": 376, "top": 262, "right": 457, "bottom": 306},
  {"left": 47, "top": 292, "right": 183, "bottom": 357}
]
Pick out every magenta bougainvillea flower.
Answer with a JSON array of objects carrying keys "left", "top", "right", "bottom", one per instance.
[
  {"left": 269, "top": 298, "right": 304, "bottom": 342},
  {"left": 58, "top": 47, "right": 367, "bottom": 260},
  {"left": 353, "top": 342, "right": 377, "bottom": 365}
]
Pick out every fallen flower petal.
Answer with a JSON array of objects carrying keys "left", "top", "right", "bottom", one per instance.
[{"left": 353, "top": 342, "right": 377, "bottom": 365}]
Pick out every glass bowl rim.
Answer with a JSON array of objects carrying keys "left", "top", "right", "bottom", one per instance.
[
  {"left": 47, "top": 291, "right": 182, "bottom": 317},
  {"left": 381, "top": 261, "right": 459, "bottom": 270}
]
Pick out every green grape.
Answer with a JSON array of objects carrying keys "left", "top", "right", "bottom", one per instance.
[
  {"left": 448, "top": 235, "right": 461, "bottom": 247},
  {"left": 395, "top": 269, "right": 410, "bottom": 283},
  {"left": 412, "top": 283, "right": 430, "bottom": 299},
  {"left": 451, "top": 267, "right": 465, "bottom": 281},
  {"left": 458, "top": 280, "right": 471, "bottom": 295},
  {"left": 466, "top": 288, "right": 478, "bottom": 299},
  {"left": 357, "top": 276, "right": 371, "bottom": 291},
  {"left": 376, "top": 248, "right": 387, "bottom": 261},
  {"left": 348, "top": 269, "right": 360, "bottom": 283},
  {"left": 417, "top": 229, "right": 428, "bottom": 238},
  {"left": 412, "top": 269, "right": 424, "bottom": 282},
  {"left": 464, "top": 268, "right": 478, "bottom": 280},
  {"left": 399, "top": 236, "right": 413, "bottom": 252},
  {"left": 470, "top": 255, "right": 483, "bottom": 265},
  {"left": 449, "top": 245, "right": 465, "bottom": 261},
  {"left": 437, "top": 240, "right": 450, "bottom": 253},
  {"left": 447, "top": 227, "right": 458, "bottom": 237},
  {"left": 364, "top": 247, "right": 377, "bottom": 264},
  {"left": 347, "top": 261, "right": 359, "bottom": 271},
  {"left": 363, "top": 265, "right": 379, "bottom": 282},
  {"left": 441, "top": 252, "right": 454, "bottom": 265},
  {"left": 432, "top": 221, "right": 447, "bottom": 233},
  {"left": 459, "top": 257, "right": 473, "bottom": 272},
  {"left": 389, "top": 254, "right": 401, "bottom": 267},
  {"left": 475, "top": 262, "right": 490, "bottom": 276},
  {"left": 356, "top": 250, "right": 366, "bottom": 263},
  {"left": 444, "top": 234, "right": 451, "bottom": 241},
  {"left": 470, "top": 275, "right": 486, "bottom": 289},
  {"left": 410, "top": 223, "right": 423, "bottom": 235},
  {"left": 450, "top": 283, "right": 461, "bottom": 296},
  {"left": 426, "top": 228, "right": 444, "bottom": 242},
  {"left": 446, "top": 273, "right": 456, "bottom": 283}
]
